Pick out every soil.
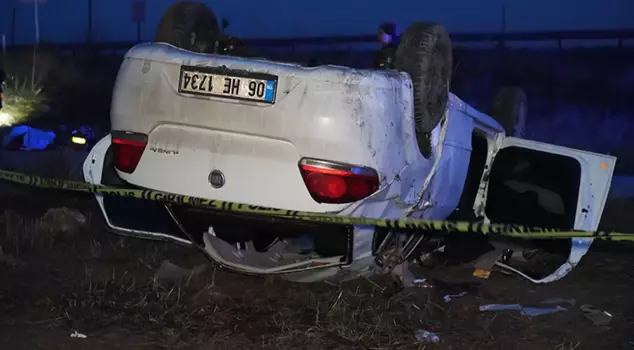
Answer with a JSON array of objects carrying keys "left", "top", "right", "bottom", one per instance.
[{"left": 1, "top": 187, "right": 633, "bottom": 350}]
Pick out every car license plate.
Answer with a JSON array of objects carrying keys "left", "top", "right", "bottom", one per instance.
[{"left": 178, "top": 66, "right": 277, "bottom": 104}]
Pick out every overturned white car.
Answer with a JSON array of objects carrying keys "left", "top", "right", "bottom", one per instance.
[{"left": 83, "top": 2, "right": 615, "bottom": 284}]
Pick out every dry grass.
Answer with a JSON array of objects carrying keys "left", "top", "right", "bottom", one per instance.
[
  {"left": 0, "top": 199, "right": 429, "bottom": 349},
  {"left": 1, "top": 76, "right": 48, "bottom": 125},
  {"left": 1, "top": 192, "right": 634, "bottom": 350},
  {"left": 1, "top": 45, "right": 94, "bottom": 126},
  {"left": 59, "top": 271, "right": 425, "bottom": 349},
  {"left": 1, "top": 48, "right": 54, "bottom": 124}
]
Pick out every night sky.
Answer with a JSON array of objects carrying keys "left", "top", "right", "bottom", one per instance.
[{"left": 2, "top": 0, "right": 633, "bottom": 44}]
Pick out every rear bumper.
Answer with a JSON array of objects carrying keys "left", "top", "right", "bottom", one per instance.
[{"left": 83, "top": 134, "right": 362, "bottom": 278}]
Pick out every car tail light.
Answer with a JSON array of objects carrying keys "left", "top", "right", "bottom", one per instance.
[
  {"left": 299, "top": 158, "right": 380, "bottom": 204},
  {"left": 111, "top": 131, "right": 148, "bottom": 174}
]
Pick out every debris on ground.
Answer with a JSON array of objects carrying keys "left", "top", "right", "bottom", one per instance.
[
  {"left": 155, "top": 260, "right": 209, "bottom": 282},
  {"left": 382, "top": 276, "right": 434, "bottom": 298},
  {"left": 414, "top": 329, "right": 441, "bottom": 343},
  {"left": 2, "top": 125, "right": 56, "bottom": 151},
  {"left": 393, "top": 261, "right": 418, "bottom": 287},
  {"left": 40, "top": 207, "right": 87, "bottom": 236},
  {"left": 432, "top": 278, "right": 480, "bottom": 301},
  {"left": 412, "top": 278, "right": 434, "bottom": 288},
  {"left": 580, "top": 304, "right": 613, "bottom": 329},
  {"left": 444, "top": 291, "right": 468, "bottom": 303},
  {"left": 70, "top": 330, "right": 87, "bottom": 339},
  {"left": 480, "top": 298, "right": 576, "bottom": 316}
]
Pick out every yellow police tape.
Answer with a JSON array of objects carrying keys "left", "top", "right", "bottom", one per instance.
[{"left": 0, "top": 169, "right": 632, "bottom": 241}]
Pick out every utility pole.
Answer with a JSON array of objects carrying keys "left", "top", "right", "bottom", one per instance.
[
  {"left": 499, "top": 4, "right": 506, "bottom": 50},
  {"left": 88, "top": 0, "right": 93, "bottom": 42},
  {"left": 132, "top": 0, "right": 146, "bottom": 42},
  {"left": 32, "top": 0, "right": 40, "bottom": 90},
  {"left": 33, "top": 0, "right": 40, "bottom": 44}
]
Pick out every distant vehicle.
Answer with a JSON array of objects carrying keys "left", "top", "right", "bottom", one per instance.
[{"left": 83, "top": 2, "right": 615, "bottom": 284}]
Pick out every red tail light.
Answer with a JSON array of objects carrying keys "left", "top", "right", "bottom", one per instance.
[
  {"left": 111, "top": 131, "right": 148, "bottom": 174},
  {"left": 299, "top": 158, "right": 380, "bottom": 204}
]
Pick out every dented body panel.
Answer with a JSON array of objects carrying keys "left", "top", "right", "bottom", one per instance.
[
  {"left": 85, "top": 42, "right": 616, "bottom": 284},
  {"left": 111, "top": 43, "right": 423, "bottom": 212},
  {"left": 110, "top": 43, "right": 504, "bottom": 219}
]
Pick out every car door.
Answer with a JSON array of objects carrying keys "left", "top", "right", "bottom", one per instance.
[
  {"left": 472, "top": 136, "right": 616, "bottom": 283},
  {"left": 476, "top": 136, "right": 616, "bottom": 232}
]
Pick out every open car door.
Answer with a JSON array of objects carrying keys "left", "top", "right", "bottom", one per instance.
[{"left": 478, "top": 136, "right": 616, "bottom": 283}]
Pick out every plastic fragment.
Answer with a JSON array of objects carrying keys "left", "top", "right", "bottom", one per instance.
[
  {"left": 473, "top": 269, "right": 491, "bottom": 279},
  {"left": 444, "top": 291, "right": 468, "bottom": 303},
  {"left": 495, "top": 238, "right": 593, "bottom": 284},
  {"left": 414, "top": 329, "right": 440, "bottom": 343},
  {"left": 70, "top": 330, "right": 87, "bottom": 338},
  {"left": 480, "top": 298, "right": 575, "bottom": 316},
  {"left": 412, "top": 278, "right": 433, "bottom": 288}
]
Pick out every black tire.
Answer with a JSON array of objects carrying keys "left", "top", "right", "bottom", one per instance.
[
  {"left": 490, "top": 87, "right": 527, "bottom": 138},
  {"left": 155, "top": 2, "right": 220, "bottom": 53},
  {"left": 217, "top": 35, "right": 248, "bottom": 57},
  {"left": 395, "top": 22, "right": 452, "bottom": 156}
]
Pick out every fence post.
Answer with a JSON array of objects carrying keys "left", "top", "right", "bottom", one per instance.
[{"left": 87, "top": 0, "right": 93, "bottom": 43}]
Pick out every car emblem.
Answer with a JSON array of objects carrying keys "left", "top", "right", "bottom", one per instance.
[
  {"left": 208, "top": 170, "right": 225, "bottom": 188},
  {"left": 141, "top": 60, "right": 151, "bottom": 74}
]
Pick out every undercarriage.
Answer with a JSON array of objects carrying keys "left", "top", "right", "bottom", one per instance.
[
  {"left": 95, "top": 183, "right": 591, "bottom": 286},
  {"left": 82, "top": 134, "right": 603, "bottom": 286}
]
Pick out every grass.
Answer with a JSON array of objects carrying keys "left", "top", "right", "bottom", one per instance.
[
  {"left": 1, "top": 190, "right": 634, "bottom": 349},
  {"left": 61, "top": 271, "right": 421, "bottom": 349},
  {"left": 1, "top": 47, "right": 53, "bottom": 125},
  {"left": 0, "top": 195, "right": 426, "bottom": 349},
  {"left": 1, "top": 72, "right": 47, "bottom": 124},
  {"left": 1, "top": 45, "right": 112, "bottom": 128}
]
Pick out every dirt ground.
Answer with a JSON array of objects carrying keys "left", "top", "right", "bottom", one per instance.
[{"left": 0, "top": 186, "right": 633, "bottom": 350}]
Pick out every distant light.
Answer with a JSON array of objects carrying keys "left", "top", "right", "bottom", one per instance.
[
  {"left": 72, "top": 136, "right": 87, "bottom": 145},
  {"left": 601, "top": 163, "right": 608, "bottom": 170},
  {"left": 0, "top": 112, "right": 13, "bottom": 126}
]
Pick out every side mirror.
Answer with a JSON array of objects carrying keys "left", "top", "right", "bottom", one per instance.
[{"left": 221, "top": 18, "right": 229, "bottom": 31}]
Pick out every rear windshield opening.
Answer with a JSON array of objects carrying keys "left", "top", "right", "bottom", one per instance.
[
  {"left": 448, "top": 131, "right": 489, "bottom": 221},
  {"left": 485, "top": 147, "right": 581, "bottom": 230}
]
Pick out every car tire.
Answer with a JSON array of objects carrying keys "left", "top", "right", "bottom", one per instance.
[
  {"left": 394, "top": 22, "right": 453, "bottom": 158},
  {"left": 490, "top": 87, "right": 527, "bottom": 138},
  {"left": 155, "top": 1, "right": 220, "bottom": 53}
]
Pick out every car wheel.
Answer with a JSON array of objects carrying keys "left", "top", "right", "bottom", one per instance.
[
  {"left": 490, "top": 87, "right": 527, "bottom": 138},
  {"left": 394, "top": 22, "right": 453, "bottom": 158},
  {"left": 155, "top": 1, "right": 220, "bottom": 53}
]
